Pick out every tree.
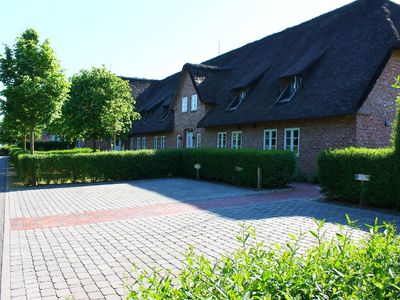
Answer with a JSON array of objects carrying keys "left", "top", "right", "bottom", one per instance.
[
  {"left": 64, "top": 66, "right": 139, "bottom": 151},
  {"left": 0, "top": 28, "right": 69, "bottom": 153},
  {"left": 393, "top": 75, "right": 400, "bottom": 154}
]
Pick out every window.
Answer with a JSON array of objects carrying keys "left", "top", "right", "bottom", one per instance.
[
  {"left": 186, "top": 129, "right": 194, "bottom": 148},
  {"left": 276, "top": 76, "right": 302, "bottom": 103},
  {"left": 176, "top": 135, "right": 181, "bottom": 148},
  {"left": 137, "top": 137, "right": 141, "bottom": 150},
  {"left": 191, "top": 94, "right": 198, "bottom": 111},
  {"left": 182, "top": 97, "right": 188, "bottom": 113},
  {"left": 142, "top": 137, "right": 147, "bottom": 149},
  {"left": 141, "top": 112, "right": 152, "bottom": 124},
  {"left": 263, "top": 129, "right": 277, "bottom": 150},
  {"left": 160, "top": 136, "right": 166, "bottom": 149},
  {"left": 284, "top": 128, "right": 300, "bottom": 157},
  {"left": 217, "top": 132, "right": 227, "bottom": 149},
  {"left": 231, "top": 131, "right": 242, "bottom": 149},
  {"left": 196, "top": 133, "right": 201, "bottom": 148},
  {"left": 159, "top": 110, "right": 169, "bottom": 121},
  {"left": 227, "top": 90, "right": 247, "bottom": 111},
  {"left": 130, "top": 138, "right": 134, "bottom": 150},
  {"left": 153, "top": 136, "right": 159, "bottom": 149}
]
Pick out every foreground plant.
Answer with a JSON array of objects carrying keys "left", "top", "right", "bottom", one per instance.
[{"left": 125, "top": 218, "right": 400, "bottom": 299}]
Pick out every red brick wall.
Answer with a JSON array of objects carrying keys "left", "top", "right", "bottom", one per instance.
[{"left": 356, "top": 50, "right": 400, "bottom": 148}]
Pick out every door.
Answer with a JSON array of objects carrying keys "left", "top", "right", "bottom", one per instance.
[{"left": 186, "top": 129, "right": 193, "bottom": 148}]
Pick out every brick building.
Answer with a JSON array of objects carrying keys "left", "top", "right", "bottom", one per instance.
[{"left": 127, "top": 0, "right": 400, "bottom": 176}]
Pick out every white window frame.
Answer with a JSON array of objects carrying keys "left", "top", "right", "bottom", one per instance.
[
  {"left": 284, "top": 128, "right": 300, "bottom": 157},
  {"left": 186, "top": 129, "right": 194, "bottom": 148},
  {"left": 153, "top": 136, "right": 159, "bottom": 150},
  {"left": 263, "top": 129, "right": 278, "bottom": 150},
  {"left": 137, "top": 137, "right": 141, "bottom": 150},
  {"left": 176, "top": 135, "right": 181, "bottom": 148},
  {"left": 231, "top": 131, "right": 242, "bottom": 149},
  {"left": 160, "top": 136, "right": 166, "bottom": 150},
  {"left": 196, "top": 133, "right": 201, "bottom": 148},
  {"left": 191, "top": 94, "right": 198, "bottom": 111},
  {"left": 130, "top": 137, "right": 134, "bottom": 150},
  {"left": 142, "top": 137, "right": 147, "bottom": 150},
  {"left": 217, "top": 132, "right": 227, "bottom": 149},
  {"left": 181, "top": 97, "right": 188, "bottom": 113}
]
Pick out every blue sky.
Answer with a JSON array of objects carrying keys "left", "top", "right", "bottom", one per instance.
[{"left": 1, "top": 0, "right": 400, "bottom": 80}]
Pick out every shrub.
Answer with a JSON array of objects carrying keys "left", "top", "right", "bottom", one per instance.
[
  {"left": 179, "top": 148, "right": 296, "bottom": 188},
  {"left": 125, "top": 220, "right": 400, "bottom": 299},
  {"left": 318, "top": 147, "right": 400, "bottom": 209},
  {"left": 35, "top": 148, "right": 93, "bottom": 155},
  {"left": 0, "top": 146, "right": 10, "bottom": 156},
  {"left": 14, "top": 148, "right": 296, "bottom": 187},
  {"left": 16, "top": 141, "right": 74, "bottom": 151}
]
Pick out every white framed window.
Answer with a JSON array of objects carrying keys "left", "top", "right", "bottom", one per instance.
[
  {"left": 227, "top": 90, "right": 247, "bottom": 111},
  {"left": 263, "top": 129, "right": 277, "bottom": 150},
  {"left": 231, "top": 131, "right": 242, "bottom": 149},
  {"left": 196, "top": 133, "right": 201, "bottom": 148},
  {"left": 276, "top": 76, "right": 302, "bottom": 103},
  {"left": 160, "top": 136, "right": 166, "bottom": 149},
  {"left": 191, "top": 94, "right": 198, "bottom": 111},
  {"left": 284, "top": 128, "right": 300, "bottom": 156},
  {"left": 153, "top": 136, "right": 159, "bottom": 149},
  {"left": 217, "top": 132, "right": 227, "bottom": 149},
  {"left": 186, "top": 129, "right": 194, "bottom": 148},
  {"left": 137, "top": 137, "right": 141, "bottom": 150},
  {"left": 181, "top": 97, "right": 188, "bottom": 113},
  {"left": 142, "top": 137, "right": 147, "bottom": 149},
  {"left": 130, "top": 137, "right": 134, "bottom": 150},
  {"left": 176, "top": 135, "right": 181, "bottom": 148}
]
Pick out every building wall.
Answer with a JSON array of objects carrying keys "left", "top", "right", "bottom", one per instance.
[{"left": 356, "top": 50, "right": 400, "bottom": 148}]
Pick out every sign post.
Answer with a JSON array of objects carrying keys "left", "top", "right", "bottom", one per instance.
[
  {"left": 355, "top": 174, "right": 370, "bottom": 206},
  {"left": 194, "top": 164, "right": 201, "bottom": 180}
]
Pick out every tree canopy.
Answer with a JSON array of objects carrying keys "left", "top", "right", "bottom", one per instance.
[
  {"left": 63, "top": 66, "right": 139, "bottom": 151},
  {"left": 0, "top": 28, "right": 69, "bottom": 153}
]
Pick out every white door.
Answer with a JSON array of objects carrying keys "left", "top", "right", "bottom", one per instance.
[{"left": 186, "top": 129, "right": 193, "bottom": 148}]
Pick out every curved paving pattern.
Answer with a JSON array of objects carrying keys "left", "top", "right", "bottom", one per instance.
[{"left": 3, "top": 179, "right": 400, "bottom": 299}]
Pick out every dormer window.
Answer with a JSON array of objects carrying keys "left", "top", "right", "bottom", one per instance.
[
  {"left": 227, "top": 90, "right": 247, "bottom": 111},
  {"left": 159, "top": 109, "right": 169, "bottom": 121},
  {"left": 276, "top": 75, "right": 302, "bottom": 103},
  {"left": 141, "top": 112, "right": 152, "bottom": 124}
]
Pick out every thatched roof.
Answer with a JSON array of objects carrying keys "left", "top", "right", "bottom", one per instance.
[{"left": 131, "top": 0, "right": 400, "bottom": 134}]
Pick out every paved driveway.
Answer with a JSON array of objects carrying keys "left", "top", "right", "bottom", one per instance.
[{"left": 2, "top": 178, "right": 400, "bottom": 299}]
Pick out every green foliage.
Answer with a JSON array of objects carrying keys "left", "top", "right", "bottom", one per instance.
[
  {"left": 0, "top": 28, "right": 70, "bottom": 154},
  {"left": 392, "top": 75, "right": 400, "bottom": 153},
  {"left": 12, "top": 148, "right": 296, "bottom": 187},
  {"left": 16, "top": 141, "right": 74, "bottom": 151},
  {"left": 179, "top": 148, "right": 296, "bottom": 188},
  {"left": 125, "top": 220, "right": 400, "bottom": 299},
  {"left": 35, "top": 148, "right": 92, "bottom": 155},
  {"left": 0, "top": 146, "right": 10, "bottom": 156},
  {"left": 63, "top": 67, "right": 139, "bottom": 150},
  {"left": 318, "top": 147, "right": 400, "bottom": 209}
]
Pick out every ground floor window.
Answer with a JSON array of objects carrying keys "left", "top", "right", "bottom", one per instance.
[
  {"left": 217, "top": 132, "right": 227, "bottom": 149},
  {"left": 196, "top": 133, "right": 201, "bottom": 148},
  {"left": 137, "top": 137, "right": 141, "bottom": 150},
  {"left": 130, "top": 138, "right": 134, "bottom": 150},
  {"left": 160, "top": 136, "right": 166, "bottom": 149},
  {"left": 142, "top": 137, "right": 147, "bottom": 149},
  {"left": 186, "top": 129, "right": 194, "bottom": 148},
  {"left": 176, "top": 135, "right": 181, "bottom": 148},
  {"left": 263, "top": 129, "right": 277, "bottom": 150},
  {"left": 231, "top": 131, "right": 242, "bottom": 149},
  {"left": 153, "top": 136, "right": 159, "bottom": 149},
  {"left": 284, "top": 128, "right": 300, "bottom": 156}
]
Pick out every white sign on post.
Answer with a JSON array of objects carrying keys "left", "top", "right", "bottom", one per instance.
[{"left": 355, "top": 174, "right": 370, "bottom": 182}]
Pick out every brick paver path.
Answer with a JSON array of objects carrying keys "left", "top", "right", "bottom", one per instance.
[{"left": 2, "top": 178, "right": 400, "bottom": 299}]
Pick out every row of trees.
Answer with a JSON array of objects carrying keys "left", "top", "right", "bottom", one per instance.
[{"left": 0, "top": 28, "right": 140, "bottom": 153}]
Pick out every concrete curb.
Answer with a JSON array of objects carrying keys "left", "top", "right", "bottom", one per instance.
[{"left": 1, "top": 158, "right": 10, "bottom": 300}]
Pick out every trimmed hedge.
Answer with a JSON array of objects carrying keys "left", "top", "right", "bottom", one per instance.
[
  {"left": 318, "top": 147, "right": 400, "bottom": 209},
  {"left": 16, "top": 141, "right": 74, "bottom": 151},
  {"left": 15, "top": 148, "right": 296, "bottom": 187}
]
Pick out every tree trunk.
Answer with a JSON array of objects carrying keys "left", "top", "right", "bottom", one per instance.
[
  {"left": 92, "top": 139, "right": 96, "bottom": 152},
  {"left": 113, "top": 132, "right": 117, "bottom": 151},
  {"left": 29, "top": 128, "right": 35, "bottom": 154},
  {"left": 22, "top": 129, "right": 27, "bottom": 151}
]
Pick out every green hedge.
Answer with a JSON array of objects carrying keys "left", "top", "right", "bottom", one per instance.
[
  {"left": 17, "top": 141, "right": 74, "bottom": 151},
  {"left": 35, "top": 148, "right": 93, "bottom": 155},
  {"left": 318, "top": 147, "right": 400, "bottom": 209},
  {"left": 15, "top": 148, "right": 296, "bottom": 187}
]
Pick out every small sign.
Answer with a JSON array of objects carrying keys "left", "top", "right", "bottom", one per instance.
[
  {"left": 355, "top": 174, "right": 370, "bottom": 182},
  {"left": 194, "top": 164, "right": 201, "bottom": 170},
  {"left": 235, "top": 166, "right": 243, "bottom": 172}
]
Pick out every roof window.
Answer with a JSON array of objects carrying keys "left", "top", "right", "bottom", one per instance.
[
  {"left": 227, "top": 90, "right": 247, "bottom": 111},
  {"left": 276, "top": 75, "right": 302, "bottom": 103}
]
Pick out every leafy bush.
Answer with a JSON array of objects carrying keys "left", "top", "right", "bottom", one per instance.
[
  {"left": 16, "top": 141, "right": 74, "bottom": 151},
  {"left": 318, "top": 147, "right": 400, "bottom": 209},
  {"left": 14, "top": 148, "right": 296, "bottom": 187},
  {"left": 0, "top": 146, "right": 10, "bottom": 156},
  {"left": 35, "top": 148, "right": 93, "bottom": 155},
  {"left": 179, "top": 148, "right": 296, "bottom": 188},
  {"left": 125, "top": 220, "right": 400, "bottom": 299}
]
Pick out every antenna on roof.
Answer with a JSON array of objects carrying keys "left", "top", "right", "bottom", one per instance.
[{"left": 218, "top": 40, "right": 221, "bottom": 55}]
